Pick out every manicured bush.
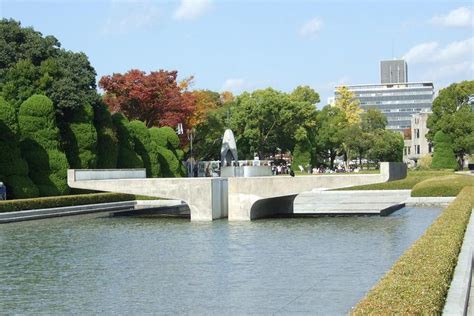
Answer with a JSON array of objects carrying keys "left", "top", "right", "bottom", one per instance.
[
  {"left": 93, "top": 103, "right": 118, "bottom": 168},
  {"left": 352, "top": 186, "right": 474, "bottom": 314},
  {"left": 411, "top": 174, "right": 474, "bottom": 197},
  {"left": 18, "top": 94, "right": 69, "bottom": 196},
  {"left": 129, "top": 120, "right": 154, "bottom": 176},
  {"left": 62, "top": 103, "right": 98, "bottom": 169},
  {"left": 157, "top": 146, "right": 181, "bottom": 177},
  {"left": 417, "top": 154, "right": 432, "bottom": 170},
  {"left": 112, "top": 113, "right": 143, "bottom": 168},
  {"left": 6, "top": 175, "right": 40, "bottom": 198},
  {"left": 431, "top": 131, "right": 458, "bottom": 170},
  {"left": 0, "top": 192, "right": 136, "bottom": 213},
  {"left": 0, "top": 97, "right": 39, "bottom": 198}
]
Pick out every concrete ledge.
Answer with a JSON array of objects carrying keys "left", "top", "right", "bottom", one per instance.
[
  {"left": 404, "top": 196, "right": 455, "bottom": 207},
  {"left": 443, "top": 208, "right": 474, "bottom": 315},
  {"left": 135, "top": 200, "right": 183, "bottom": 207},
  {"left": 0, "top": 201, "right": 136, "bottom": 223}
]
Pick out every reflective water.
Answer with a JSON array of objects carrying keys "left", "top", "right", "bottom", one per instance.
[{"left": 0, "top": 207, "right": 441, "bottom": 315}]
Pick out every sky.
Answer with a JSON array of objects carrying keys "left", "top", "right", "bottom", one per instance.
[{"left": 1, "top": 0, "right": 473, "bottom": 106}]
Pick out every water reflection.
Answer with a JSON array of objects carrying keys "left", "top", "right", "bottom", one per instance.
[{"left": 0, "top": 207, "right": 441, "bottom": 314}]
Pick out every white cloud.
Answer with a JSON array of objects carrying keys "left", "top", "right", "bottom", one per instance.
[
  {"left": 424, "top": 61, "right": 474, "bottom": 81},
  {"left": 103, "top": 1, "right": 160, "bottom": 34},
  {"left": 222, "top": 78, "right": 245, "bottom": 92},
  {"left": 173, "top": 0, "right": 213, "bottom": 21},
  {"left": 403, "top": 37, "right": 473, "bottom": 64},
  {"left": 299, "top": 17, "right": 323, "bottom": 39},
  {"left": 402, "top": 37, "right": 474, "bottom": 83},
  {"left": 403, "top": 42, "right": 439, "bottom": 63},
  {"left": 431, "top": 6, "right": 474, "bottom": 28}
]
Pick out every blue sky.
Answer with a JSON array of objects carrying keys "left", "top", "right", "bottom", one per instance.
[{"left": 1, "top": 0, "right": 473, "bottom": 106}]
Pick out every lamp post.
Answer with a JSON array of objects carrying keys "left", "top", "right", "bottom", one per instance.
[{"left": 187, "top": 128, "right": 196, "bottom": 177}]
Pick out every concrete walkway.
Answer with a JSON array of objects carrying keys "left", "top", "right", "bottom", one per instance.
[
  {"left": 0, "top": 200, "right": 184, "bottom": 223},
  {"left": 294, "top": 190, "right": 411, "bottom": 216}
]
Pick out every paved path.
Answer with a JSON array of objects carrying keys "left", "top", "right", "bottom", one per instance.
[
  {"left": 294, "top": 190, "right": 412, "bottom": 216},
  {"left": 469, "top": 269, "right": 474, "bottom": 315}
]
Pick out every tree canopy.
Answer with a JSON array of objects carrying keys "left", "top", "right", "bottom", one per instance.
[
  {"left": 99, "top": 69, "right": 195, "bottom": 128},
  {"left": 427, "top": 80, "right": 474, "bottom": 168}
]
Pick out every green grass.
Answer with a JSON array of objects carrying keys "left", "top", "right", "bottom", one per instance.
[
  {"left": 337, "top": 169, "right": 454, "bottom": 190},
  {"left": 0, "top": 192, "right": 135, "bottom": 213},
  {"left": 351, "top": 186, "right": 474, "bottom": 314},
  {"left": 411, "top": 174, "right": 474, "bottom": 197}
]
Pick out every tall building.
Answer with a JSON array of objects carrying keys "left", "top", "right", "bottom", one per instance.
[
  {"left": 380, "top": 60, "right": 407, "bottom": 84},
  {"left": 334, "top": 60, "right": 434, "bottom": 132}
]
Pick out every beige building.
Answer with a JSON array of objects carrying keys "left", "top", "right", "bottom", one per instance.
[{"left": 403, "top": 111, "right": 433, "bottom": 166}]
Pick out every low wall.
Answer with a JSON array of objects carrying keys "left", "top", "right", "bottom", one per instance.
[
  {"left": 228, "top": 162, "right": 407, "bottom": 221},
  {"left": 68, "top": 170, "right": 227, "bottom": 221}
]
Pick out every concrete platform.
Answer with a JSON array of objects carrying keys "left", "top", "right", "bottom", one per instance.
[{"left": 294, "top": 190, "right": 412, "bottom": 216}]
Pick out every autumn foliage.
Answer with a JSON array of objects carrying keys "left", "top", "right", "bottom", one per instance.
[{"left": 99, "top": 69, "right": 195, "bottom": 128}]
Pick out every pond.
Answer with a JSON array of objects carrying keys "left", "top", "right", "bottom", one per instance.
[{"left": 0, "top": 207, "right": 441, "bottom": 314}]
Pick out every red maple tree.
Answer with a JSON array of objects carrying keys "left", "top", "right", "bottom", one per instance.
[{"left": 99, "top": 69, "right": 196, "bottom": 128}]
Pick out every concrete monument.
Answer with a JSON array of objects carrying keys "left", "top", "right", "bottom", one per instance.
[{"left": 221, "top": 129, "right": 238, "bottom": 167}]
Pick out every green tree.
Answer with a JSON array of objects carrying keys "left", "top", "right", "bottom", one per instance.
[
  {"left": 335, "top": 86, "right": 362, "bottom": 124},
  {"left": 361, "top": 108, "right": 387, "bottom": 132},
  {"left": 290, "top": 85, "right": 320, "bottom": 105},
  {"left": 0, "top": 19, "right": 99, "bottom": 115},
  {"left": 193, "top": 103, "right": 229, "bottom": 161},
  {"left": 230, "top": 88, "right": 318, "bottom": 159},
  {"left": 427, "top": 80, "right": 474, "bottom": 169},
  {"left": 431, "top": 131, "right": 458, "bottom": 170},
  {"left": 316, "top": 105, "right": 346, "bottom": 168},
  {"left": 367, "top": 129, "right": 404, "bottom": 163}
]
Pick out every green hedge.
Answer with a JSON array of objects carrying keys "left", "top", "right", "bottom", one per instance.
[
  {"left": 0, "top": 192, "right": 136, "bottom": 213},
  {"left": 352, "top": 186, "right": 474, "bottom": 314},
  {"left": 93, "top": 102, "right": 118, "bottom": 168},
  {"left": 411, "top": 174, "right": 474, "bottom": 197},
  {"left": 18, "top": 94, "right": 69, "bottom": 196}
]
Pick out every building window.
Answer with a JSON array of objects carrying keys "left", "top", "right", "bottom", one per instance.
[
  {"left": 415, "top": 145, "right": 420, "bottom": 154},
  {"left": 428, "top": 143, "right": 433, "bottom": 153},
  {"left": 414, "top": 129, "right": 420, "bottom": 139}
]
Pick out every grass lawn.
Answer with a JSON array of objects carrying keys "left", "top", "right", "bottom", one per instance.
[{"left": 336, "top": 169, "right": 455, "bottom": 190}]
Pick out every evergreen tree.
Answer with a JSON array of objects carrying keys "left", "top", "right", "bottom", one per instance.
[{"left": 431, "top": 131, "right": 458, "bottom": 170}]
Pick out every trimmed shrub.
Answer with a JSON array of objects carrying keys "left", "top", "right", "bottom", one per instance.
[
  {"left": 150, "top": 127, "right": 168, "bottom": 147},
  {"left": 292, "top": 140, "right": 312, "bottom": 171},
  {"left": 0, "top": 192, "right": 135, "bottom": 213},
  {"left": 93, "top": 103, "right": 118, "bottom": 168},
  {"left": 111, "top": 113, "right": 143, "bottom": 168},
  {"left": 62, "top": 103, "right": 98, "bottom": 169},
  {"left": 129, "top": 120, "right": 153, "bottom": 176},
  {"left": 417, "top": 154, "right": 432, "bottom": 170},
  {"left": 0, "top": 97, "right": 38, "bottom": 198},
  {"left": 18, "top": 94, "right": 69, "bottom": 196},
  {"left": 352, "top": 187, "right": 474, "bottom": 314},
  {"left": 431, "top": 131, "right": 458, "bottom": 170},
  {"left": 411, "top": 174, "right": 474, "bottom": 197},
  {"left": 6, "top": 175, "right": 40, "bottom": 198}
]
